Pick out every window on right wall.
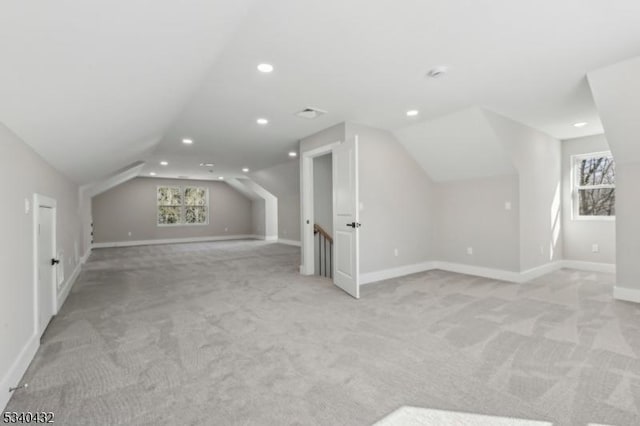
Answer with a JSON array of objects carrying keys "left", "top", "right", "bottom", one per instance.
[{"left": 573, "top": 151, "right": 616, "bottom": 219}]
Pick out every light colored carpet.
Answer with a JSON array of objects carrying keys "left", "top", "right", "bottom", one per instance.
[{"left": 5, "top": 240, "right": 640, "bottom": 425}]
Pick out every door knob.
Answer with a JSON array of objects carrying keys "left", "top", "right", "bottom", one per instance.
[
  {"left": 51, "top": 258, "right": 60, "bottom": 266},
  {"left": 346, "top": 222, "right": 361, "bottom": 228}
]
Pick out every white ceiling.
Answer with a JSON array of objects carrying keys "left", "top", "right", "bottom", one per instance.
[
  {"left": 0, "top": 0, "right": 254, "bottom": 183},
  {"left": 2, "top": 0, "right": 640, "bottom": 183}
]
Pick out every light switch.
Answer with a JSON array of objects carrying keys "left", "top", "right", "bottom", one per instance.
[
  {"left": 505, "top": 201, "right": 512, "bottom": 211},
  {"left": 25, "top": 198, "right": 30, "bottom": 214}
]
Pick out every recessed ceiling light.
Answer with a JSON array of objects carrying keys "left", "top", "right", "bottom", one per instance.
[
  {"left": 573, "top": 122, "right": 588, "bottom": 128},
  {"left": 242, "top": 168, "right": 250, "bottom": 173},
  {"left": 218, "top": 176, "right": 225, "bottom": 180},
  {"left": 149, "top": 172, "right": 156, "bottom": 176},
  {"left": 160, "top": 161, "right": 168, "bottom": 166},
  {"left": 406, "top": 110, "right": 419, "bottom": 117},
  {"left": 288, "top": 151, "right": 297, "bottom": 158},
  {"left": 257, "top": 63, "right": 274, "bottom": 73},
  {"left": 199, "top": 163, "right": 214, "bottom": 167},
  {"left": 257, "top": 118, "right": 269, "bottom": 125},
  {"left": 182, "top": 138, "right": 193, "bottom": 145}
]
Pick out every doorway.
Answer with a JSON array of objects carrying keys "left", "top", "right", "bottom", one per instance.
[
  {"left": 33, "top": 194, "right": 57, "bottom": 337},
  {"left": 313, "top": 153, "right": 333, "bottom": 278},
  {"left": 301, "top": 136, "right": 360, "bottom": 298}
]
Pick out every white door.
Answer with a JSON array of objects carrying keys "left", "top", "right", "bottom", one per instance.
[
  {"left": 38, "top": 206, "right": 55, "bottom": 335},
  {"left": 332, "top": 136, "right": 360, "bottom": 299}
]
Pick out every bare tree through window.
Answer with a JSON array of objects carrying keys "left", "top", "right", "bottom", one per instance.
[
  {"left": 157, "top": 186, "right": 208, "bottom": 225},
  {"left": 575, "top": 154, "right": 615, "bottom": 217}
]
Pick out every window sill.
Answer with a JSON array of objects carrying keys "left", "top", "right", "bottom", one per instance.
[{"left": 571, "top": 216, "right": 615, "bottom": 222}]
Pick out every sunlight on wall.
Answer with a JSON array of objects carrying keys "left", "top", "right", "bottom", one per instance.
[
  {"left": 374, "top": 406, "right": 552, "bottom": 425},
  {"left": 550, "top": 183, "right": 561, "bottom": 260}
]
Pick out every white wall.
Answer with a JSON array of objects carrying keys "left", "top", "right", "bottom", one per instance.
[
  {"left": 252, "top": 199, "right": 266, "bottom": 237},
  {"left": 92, "top": 177, "right": 253, "bottom": 243},
  {"left": 615, "top": 162, "right": 640, "bottom": 293},
  {"left": 299, "top": 123, "right": 345, "bottom": 154},
  {"left": 561, "top": 134, "right": 615, "bottom": 264},
  {"left": 345, "top": 123, "right": 437, "bottom": 274},
  {"left": 435, "top": 175, "right": 520, "bottom": 271},
  {"left": 0, "top": 122, "right": 83, "bottom": 410},
  {"left": 485, "top": 110, "right": 563, "bottom": 271},
  {"left": 251, "top": 160, "right": 301, "bottom": 242},
  {"left": 588, "top": 56, "right": 640, "bottom": 298}
]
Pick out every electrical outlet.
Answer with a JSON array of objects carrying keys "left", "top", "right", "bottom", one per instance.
[
  {"left": 466, "top": 247, "right": 473, "bottom": 255},
  {"left": 25, "top": 198, "right": 30, "bottom": 214},
  {"left": 592, "top": 243, "right": 599, "bottom": 253},
  {"left": 128, "top": 231, "right": 132, "bottom": 237},
  {"left": 394, "top": 248, "right": 399, "bottom": 257},
  {"left": 224, "top": 227, "right": 228, "bottom": 232},
  {"left": 539, "top": 245, "right": 544, "bottom": 255}
]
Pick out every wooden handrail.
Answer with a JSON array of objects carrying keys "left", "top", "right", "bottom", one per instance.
[{"left": 313, "top": 223, "right": 333, "bottom": 243}]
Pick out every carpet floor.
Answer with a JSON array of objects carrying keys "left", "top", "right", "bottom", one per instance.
[{"left": 5, "top": 240, "right": 640, "bottom": 425}]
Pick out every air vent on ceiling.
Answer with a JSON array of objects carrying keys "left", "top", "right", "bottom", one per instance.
[
  {"left": 177, "top": 175, "right": 190, "bottom": 179},
  {"left": 295, "top": 107, "right": 327, "bottom": 119}
]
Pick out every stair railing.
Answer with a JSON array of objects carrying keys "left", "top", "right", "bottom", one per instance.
[{"left": 313, "top": 223, "right": 333, "bottom": 278}]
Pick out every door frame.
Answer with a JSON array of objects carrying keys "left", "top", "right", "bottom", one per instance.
[
  {"left": 33, "top": 194, "right": 57, "bottom": 336},
  {"left": 300, "top": 141, "right": 341, "bottom": 275}
]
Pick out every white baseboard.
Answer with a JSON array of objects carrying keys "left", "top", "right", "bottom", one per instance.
[
  {"left": 359, "top": 258, "right": 619, "bottom": 287},
  {"left": 518, "top": 261, "right": 564, "bottom": 283},
  {"left": 613, "top": 286, "right": 640, "bottom": 303},
  {"left": 0, "top": 332, "right": 39, "bottom": 411},
  {"left": 561, "top": 260, "right": 616, "bottom": 274},
  {"left": 278, "top": 239, "right": 301, "bottom": 247},
  {"left": 80, "top": 248, "right": 91, "bottom": 264},
  {"left": 360, "top": 261, "right": 437, "bottom": 285},
  {"left": 433, "top": 261, "right": 522, "bottom": 283},
  {"left": 265, "top": 235, "right": 278, "bottom": 242},
  {"left": 92, "top": 234, "right": 258, "bottom": 248}
]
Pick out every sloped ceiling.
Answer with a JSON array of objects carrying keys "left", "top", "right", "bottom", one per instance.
[
  {"left": 587, "top": 56, "right": 640, "bottom": 164},
  {"left": 2, "top": 1, "right": 640, "bottom": 184},
  {"left": 394, "top": 107, "right": 516, "bottom": 181},
  {"left": 225, "top": 178, "right": 262, "bottom": 201},
  {"left": 0, "top": 0, "right": 254, "bottom": 183}
]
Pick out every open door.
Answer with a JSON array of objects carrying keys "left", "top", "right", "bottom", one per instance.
[{"left": 332, "top": 136, "right": 360, "bottom": 298}]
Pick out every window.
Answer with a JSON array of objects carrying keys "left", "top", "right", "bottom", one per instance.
[
  {"left": 157, "top": 186, "right": 208, "bottom": 225},
  {"left": 573, "top": 152, "right": 615, "bottom": 218}
]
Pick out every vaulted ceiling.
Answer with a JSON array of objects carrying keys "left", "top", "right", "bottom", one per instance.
[{"left": 1, "top": 0, "right": 640, "bottom": 184}]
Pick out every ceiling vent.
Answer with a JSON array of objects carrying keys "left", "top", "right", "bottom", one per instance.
[{"left": 295, "top": 107, "right": 327, "bottom": 119}]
